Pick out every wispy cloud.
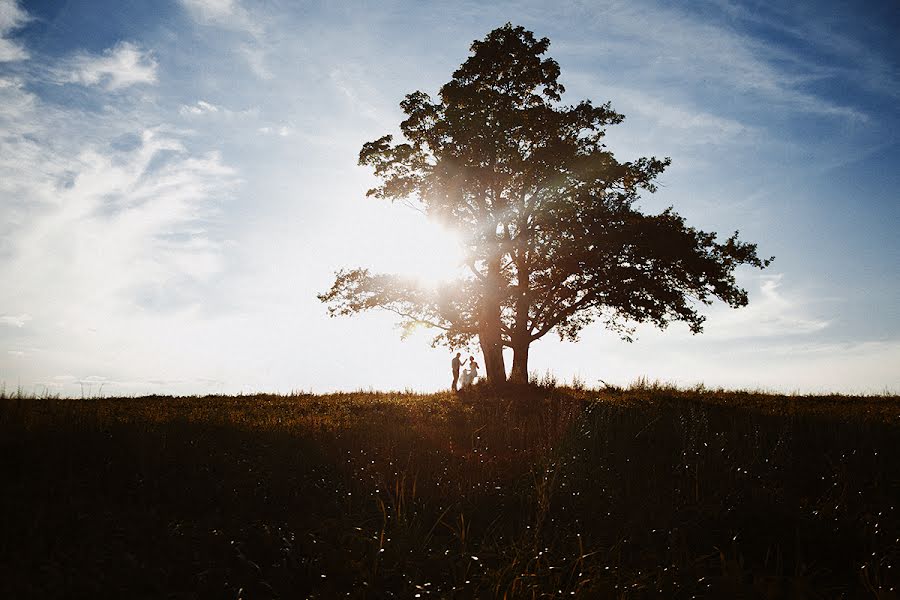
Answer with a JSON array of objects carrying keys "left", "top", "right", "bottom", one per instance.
[
  {"left": 179, "top": 0, "right": 261, "bottom": 36},
  {"left": 0, "top": 64, "right": 238, "bottom": 388},
  {"left": 702, "top": 274, "right": 830, "bottom": 339},
  {"left": 180, "top": 100, "right": 221, "bottom": 115},
  {"left": 179, "top": 0, "right": 270, "bottom": 78},
  {"left": 0, "top": 313, "right": 31, "bottom": 327},
  {"left": 179, "top": 99, "right": 259, "bottom": 119},
  {"left": 180, "top": 98, "right": 291, "bottom": 135},
  {"left": 329, "top": 66, "right": 383, "bottom": 121},
  {"left": 0, "top": 0, "right": 29, "bottom": 62},
  {"left": 710, "top": 0, "right": 899, "bottom": 101},
  {"left": 598, "top": 84, "right": 755, "bottom": 146},
  {"left": 555, "top": 0, "right": 870, "bottom": 122},
  {"left": 59, "top": 41, "right": 158, "bottom": 90},
  {"left": 4, "top": 126, "right": 236, "bottom": 315}
]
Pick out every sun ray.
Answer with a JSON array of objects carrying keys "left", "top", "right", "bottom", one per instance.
[{"left": 398, "top": 219, "right": 467, "bottom": 288}]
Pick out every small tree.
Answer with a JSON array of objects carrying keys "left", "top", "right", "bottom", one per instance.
[{"left": 319, "top": 24, "right": 772, "bottom": 384}]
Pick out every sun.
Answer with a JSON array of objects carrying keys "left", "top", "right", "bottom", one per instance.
[{"left": 399, "top": 219, "right": 467, "bottom": 288}]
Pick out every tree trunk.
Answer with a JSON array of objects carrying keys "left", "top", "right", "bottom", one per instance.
[
  {"left": 479, "top": 255, "right": 508, "bottom": 384},
  {"left": 478, "top": 302, "right": 507, "bottom": 384},
  {"left": 509, "top": 338, "right": 530, "bottom": 384},
  {"left": 509, "top": 208, "right": 531, "bottom": 386},
  {"left": 479, "top": 335, "right": 506, "bottom": 384}
]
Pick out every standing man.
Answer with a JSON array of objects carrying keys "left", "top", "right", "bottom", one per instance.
[{"left": 451, "top": 352, "right": 462, "bottom": 392}]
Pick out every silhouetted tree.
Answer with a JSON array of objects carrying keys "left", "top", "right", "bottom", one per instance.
[{"left": 319, "top": 24, "right": 772, "bottom": 384}]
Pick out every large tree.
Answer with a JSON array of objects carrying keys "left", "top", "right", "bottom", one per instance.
[{"left": 319, "top": 24, "right": 771, "bottom": 385}]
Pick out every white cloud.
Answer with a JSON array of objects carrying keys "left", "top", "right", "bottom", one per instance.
[
  {"left": 179, "top": 99, "right": 259, "bottom": 120},
  {"left": 702, "top": 274, "right": 830, "bottom": 339},
  {"left": 61, "top": 42, "right": 158, "bottom": 90},
  {"left": 180, "top": 100, "right": 221, "bottom": 115},
  {"left": 0, "top": 71, "right": 239, "bottom": 391},
  {"left": 0, "top": 313, "right": 31, "bottom": 327},
  {"left": 179, "top": 0, "right": 258, "bottom": 33},
  {"left": 178, "top": 0, "right": 263, "bottom": 39},
  {"left": 0, "top": 0, "right": 29, "bottom": 62},
  {"left": 180, "top": 0, "right": 235, "bottom": 20},
  {"left": 3, "top": 126, "right": 236, "bottom": 317}
]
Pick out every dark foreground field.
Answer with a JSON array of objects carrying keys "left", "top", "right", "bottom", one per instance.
[{"left": 1, "top": 384, "right": 898, "bottom": 599}]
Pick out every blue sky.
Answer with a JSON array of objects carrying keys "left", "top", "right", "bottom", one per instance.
[{"left": 1, "top": 0, "right": 897, "bottom": 396}]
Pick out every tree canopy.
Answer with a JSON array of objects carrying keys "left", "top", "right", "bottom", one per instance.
[{"left": 319, "top": 23, "right": 772, "bottom": 384}]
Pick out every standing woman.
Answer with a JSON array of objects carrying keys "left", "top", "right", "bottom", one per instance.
[
  {"left": 467, "top": 356, "right": 480, "bottom": 386},
  {"left": 460, "top": 360, "right": 472, "bottom": 388}
]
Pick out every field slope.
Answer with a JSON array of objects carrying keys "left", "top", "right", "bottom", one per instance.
[{"left": 1, "top": 385, "right": 898, "bottom": 598}]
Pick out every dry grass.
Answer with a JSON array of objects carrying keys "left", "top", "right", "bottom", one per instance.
[{"left": 1, "top": 383, "right": 898, "bottom": 598}]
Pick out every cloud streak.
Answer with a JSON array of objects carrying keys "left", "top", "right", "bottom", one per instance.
[
  {"left": 0, "top": 313, "right": 31, "bottom": 327},
  {"left": 556, "top": 0, "right": 871, "bottom": 122},
  {"left": 179, "top": 0, "right": 261, "bottom": 36},
  {"left": 0, "top": 0, "right": 29, "bottom": 62},
  {"left": 179, "top": 0, "right": 271, "bottom": 78},
  {"left": 710, "top": 0, "right": 899, "bottom": 101},
  {"left": 701, "top": 274, "right": 830, "bottom": 339},
  {"left": 59, "top": 42, "right": 158, "bottom": 90}
]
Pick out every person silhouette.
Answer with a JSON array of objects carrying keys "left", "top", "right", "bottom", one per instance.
[
  {"left": 451, "top": 352, "right": 462, "bottom": 392},
  {"left": 466, "top": 356, "right": 480, "bottom": 386}
]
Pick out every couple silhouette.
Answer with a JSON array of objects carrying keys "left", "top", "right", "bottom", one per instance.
[{"left": 451, "top": 352, "right": 480, "bottom": 392}]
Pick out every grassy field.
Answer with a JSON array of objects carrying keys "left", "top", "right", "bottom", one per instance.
[{"left": 1, "top": 383, "right": 898, "bottom": 599}]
